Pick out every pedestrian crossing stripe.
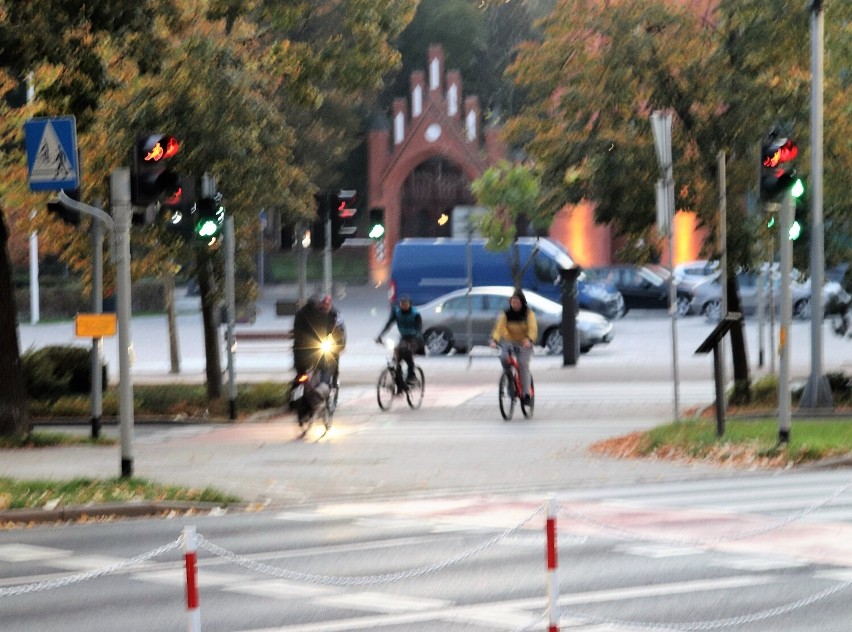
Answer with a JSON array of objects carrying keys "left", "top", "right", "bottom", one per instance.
[{"left": 30, "top": 121, "right": 76, "bottom": 183}]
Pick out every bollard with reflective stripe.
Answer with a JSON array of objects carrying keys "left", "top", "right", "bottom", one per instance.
[
  {"left": 184, "top": 526, "right": 201, "bottom": 632},
  {"left": 546, "top": 496, "right": 559, "bottom": 631}
]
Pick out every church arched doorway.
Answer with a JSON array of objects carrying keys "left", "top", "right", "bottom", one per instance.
[{"left": 400, "top": 157, "right": 475, "bottom": 239}]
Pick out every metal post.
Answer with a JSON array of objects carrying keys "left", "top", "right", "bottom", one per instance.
[
  {"left": 778, "top": 190, "right": 793, "bottom": 443},
  {"left": 651, "top": 111, "right": 680, "bottom": 423},
  {"left": 111, "top": 169, "right": 135, "bottom": 477},
  {"left": 800, "top": 1, "right": 832, "bottom": 409},
  {"left": 717, "top": 151, "right": 727, "bottom": 414},
  {"left": 28, "top": 230, "right": 39, "bottom": 324},
  {"left": 545, "top": 496, "right": 560, "bottom": 632},
  {"left": 224, "top": 216, "right": 237, "bottom": 420},
  {"left": 90, "top": 216, "right": 104, "bottom": 439},
  {"left": 324, "top": 193, "right": 332, "bottom": 296}
]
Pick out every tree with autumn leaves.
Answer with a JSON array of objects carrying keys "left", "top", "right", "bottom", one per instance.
[
  {"left": 0, "top": 0, "right": 415, "bottom": 437},
  {"left": 501, "top": 0, "right": 851, "bottom": 400}
]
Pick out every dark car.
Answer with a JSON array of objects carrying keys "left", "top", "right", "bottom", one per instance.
[{"left": 584, "top": 265, "right": 692, "bottom": 317}]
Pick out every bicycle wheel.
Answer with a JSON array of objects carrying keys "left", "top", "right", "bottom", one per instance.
[
  {"left": 327, "top": 375, "right": 340, "bottom": 415},
  {"left": 377, "top": 368, "right": 396, "bottom": 410},
  {"left": 406, "top": 366, "right": 425, "bottom": 409},
  {"left": 498, "top": 371, "right": 515, "bottom": 421},
  {"left": 520, "top": 375, "right": 535, "bottom": 419}
]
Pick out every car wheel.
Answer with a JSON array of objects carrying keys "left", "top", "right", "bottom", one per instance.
[
  {"left": 544, "top": 328, "right": 563, "bottom": 356},
  {"left": 702, "top": 299, "right": 722, "bottom": 321},
  {"left": 676, "top": 296, "right": 691, "bottom": 318},
  {"left": 423, "top": 328, "right": 452, "bottom": 355},
  {"left": 793, "top": 298, "right": 810, "bottom": 320}
]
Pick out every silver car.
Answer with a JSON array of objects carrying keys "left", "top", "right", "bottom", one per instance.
[
  {"left": 418, "top": 286, "right": 614, "bottom": 355},
  {"left": 688, "top": 271, "right": 812, "bottom": 320}
]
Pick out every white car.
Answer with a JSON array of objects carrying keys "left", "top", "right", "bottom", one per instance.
[{"left": 418, "top": 286, "right": 614, "bottom": 356}]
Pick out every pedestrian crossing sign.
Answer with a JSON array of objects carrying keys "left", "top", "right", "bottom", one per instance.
[{"left": 24, "top": 116, "right": 80, "bottom": 191}]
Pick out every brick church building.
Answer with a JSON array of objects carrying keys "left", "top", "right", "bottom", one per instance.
[{"left": 366, "top": 45, "right": 706, "bottom": 282}]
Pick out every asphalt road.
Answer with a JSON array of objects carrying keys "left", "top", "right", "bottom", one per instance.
[{"left": 6, "top": 283, "right": 852, "bottom": 631}]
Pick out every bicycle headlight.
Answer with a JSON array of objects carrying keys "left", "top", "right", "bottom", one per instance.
[{"left": 319, "top": 336, "right": 334, "bottom": 354}]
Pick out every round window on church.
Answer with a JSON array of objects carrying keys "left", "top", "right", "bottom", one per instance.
[{"left": 424, "top": 124, "right": 442, "bottom": 143}]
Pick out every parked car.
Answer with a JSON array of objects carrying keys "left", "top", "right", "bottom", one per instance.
[
  {"left": 673, "top": 260, "right": 720, "bottom": 288},
  {"left": 688, "top": 271, "right": 811, "bottom": 320},
  {"left": 390, "top": 238, "right": 625, "bottom": 320},
  {"left": 584, "top": 265, "right": 693, "bottom": 317},
  {"left": 417, "top": 286, "right": 614, "bottom": 356}
]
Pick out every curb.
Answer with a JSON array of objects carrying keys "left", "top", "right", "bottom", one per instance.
[{"left": 0, "top": 501, "right": 255, "bottom": 526}]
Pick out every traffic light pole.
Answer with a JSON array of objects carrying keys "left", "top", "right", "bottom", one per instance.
[
  {"left": 800, "top": 1, "right": 832, "bottom": 410},
  {"left": 110, "top": 169, "right": 136, "bottom": 476},
  {"left": 56, "top": 191, "right": 116, "bottom": 444},
  {"left": 778, "top": 190, "right": 793, "bottom": 444}
]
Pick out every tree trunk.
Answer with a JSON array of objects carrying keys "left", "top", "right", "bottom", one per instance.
[
  {"left": 727, "top": 273, "right": 751, "bottom": 404},
  {"left": 164, "top": 274, "right": 180, "bottom": 374},
  {"left": 197, "top": 248, "right": 222, "bottom": 399},
  {"left": 0, "top": 210, "right": 31, "bottom": 438}
]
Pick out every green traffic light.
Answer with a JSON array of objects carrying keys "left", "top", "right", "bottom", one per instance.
[
  {"left": 368, "top": 224, "right": 385, "bottom": 240},
  {"left": 791, "top": 178, "right": 804, "bottom": 198},
  {"left": 789, "top": 220, "right": 801, "bottom": 240},
  {"left": 196, "top": 219, "right": 220, "bottom": 238}
]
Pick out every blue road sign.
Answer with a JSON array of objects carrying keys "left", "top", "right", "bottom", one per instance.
[{"left": 24, "top": 116, "right": 80, "bottom": 191}]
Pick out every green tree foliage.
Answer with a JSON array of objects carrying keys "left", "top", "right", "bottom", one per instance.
[
  {"left": 471, "top": 161, "right": 541, "bottom": 287},
  {"left": 0, "top": 0, "right": 416, "bottom": 418},
  {"left": 507, "top": 0, "right": 850, "bottom": 268},
  {"left": 0, "top": 0, "right": 167, "bottom": 438}
]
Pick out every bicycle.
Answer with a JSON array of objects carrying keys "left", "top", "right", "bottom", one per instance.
[
  {"left": 289, "top": 334, "right": 340, "bottom": 436},
  {"left": 497, "top": 343, "right": 534, "bottom": 421},
  {"left": 376, "top": 338, "right": 425, "bottom": 411}
]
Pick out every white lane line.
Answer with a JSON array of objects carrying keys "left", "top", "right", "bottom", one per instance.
[
  {"left": 0, "top": 544, "right": 72, "bottom": 562},
  {"left": 225, "top": 579, "right": 336, "bottom": 599},
  {"left": 315, "top": 591, "right": 452, "bottom": 612},
  {"left": 230, "top": 575, "right": 777, "bottom": 632}
]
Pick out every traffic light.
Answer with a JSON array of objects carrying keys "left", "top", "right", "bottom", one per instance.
[
  {"left": 46, "top": 188, "right": 80, "bottom": 226},
  {"left": 336, "top": 189, "right": 357, "bottom": 219},
  {"left": 194, "top": 194, "right": 224, "bottom": 244},
  {"left": 132, "top": 134, "right": 181, "bottom": 206},
  {"left": 368, "top": 208, "right": 385, "bottom": 240},
  {"left": 760, "top": 133, "right": 800, "bottom": 203},
  {"left": 161, "top": 177, "right": 196, "bottom": 240},
  {"left": 790, "top": 193, "right": 808, "bottom": 242},
  {"left": 332, "top": 189, "right": 357, "bottom": 249}
]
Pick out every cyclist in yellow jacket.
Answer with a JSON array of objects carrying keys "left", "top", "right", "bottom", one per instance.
[{"left": 489, "top": 290, "right": 537, "bottom": 405}]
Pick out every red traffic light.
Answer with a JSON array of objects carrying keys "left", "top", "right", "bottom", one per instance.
[
  {"left": 762, "top": 138, "right": 797, "bottom": 168},
  {"left": 142, "top": 136, "right": 180, "bottom": 163},
  {"left": 337, "top": 189, "right": 357, "bottom": 218}
]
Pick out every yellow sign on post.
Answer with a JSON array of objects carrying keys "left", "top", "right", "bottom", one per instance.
[{"left": 75, "top": 313, "right": 117, "bottom": 338}]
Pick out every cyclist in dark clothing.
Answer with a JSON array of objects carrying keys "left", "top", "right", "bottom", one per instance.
[
  {"left": 292, "top": 294, "right": 346, "bottom": 381},
  {"left": 375, "top": 295, "right": 423, "bottom": 386}
]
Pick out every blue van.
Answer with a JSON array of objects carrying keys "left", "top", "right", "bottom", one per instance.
[{"left": 389, "top": 238, "right": 624, "bottom": 320}]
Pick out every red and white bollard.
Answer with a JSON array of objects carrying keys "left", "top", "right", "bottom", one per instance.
[
  {"left": 184, "top": 526, "right": 201, "bottom": 632},
  {"left": 546, "top": 497, "right": 559, "bottom": 632}
]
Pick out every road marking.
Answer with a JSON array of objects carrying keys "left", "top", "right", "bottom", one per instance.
[
  {"left": 228, "top": 575, "right": 777, "bottom": 631},
  {"left": 315, "top": 591, "right": 451, "bottom": 612},
  {"left": 616, "top": 543, "right": 705, "bottom": 558},
  {"left": 0, "top": 544, "right": 72, "bottom": 562},
  {"left": 225, "top": 579, "right": 335, "bottom": 599},
  {"left": 710, "top": 555, "right": 809, "bottom": 571}
]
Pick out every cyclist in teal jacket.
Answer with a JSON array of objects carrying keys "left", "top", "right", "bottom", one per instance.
[{"left": 376, "top": 295, "right": 424, "bottom": 386}]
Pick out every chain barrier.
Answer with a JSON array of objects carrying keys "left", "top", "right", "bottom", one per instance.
[
  {"left": 196, "top": 504, "right": 544, "bottom": 587},
  {"left": 564, "top": 579, "right": 852, "bottom": 631},
  {"left": 0, "top": 537, "right": 183, "bottom": 598},
  {"left": 559, "top": 475, "right": 852, "bottom": 547},
  {"left": 2, "top": 478, "right": 851, "bottom": 632}
]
